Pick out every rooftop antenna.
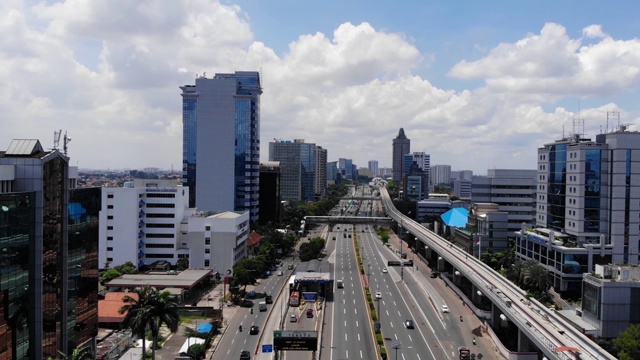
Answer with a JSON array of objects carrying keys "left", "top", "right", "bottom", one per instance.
[
  {"left": 53, "top": 129, "right": 62, "bottom": 150},
  {"left": 63, "top": 131, "right": 71, "bottom": 156},
  {"left": 607, "top": 111, "right": 620, "bottom": 132}
]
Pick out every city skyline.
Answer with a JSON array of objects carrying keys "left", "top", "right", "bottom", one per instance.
[{"left": 2, "top": 1, "right": 640, "bottom": 173}]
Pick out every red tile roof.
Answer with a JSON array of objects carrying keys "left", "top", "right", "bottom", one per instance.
[
  {"left": 98, "top": 292, "right": 139, "bottom": 323},
  {"left": 246, "top": 230, "right": 263, "bottom": 247}
]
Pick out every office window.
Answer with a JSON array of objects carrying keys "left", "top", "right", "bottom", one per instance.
[
  {"left": 107, "top": 236, "right": 113, "bottom": 241},
  {"left": 107, "top": 257, "right": 113, "bottom": 262},
  {"left": 107, "top": 205, "right": 113, "bottom": 209},
  {"left": 107, "top": 247, "right": 113, "bottom": 251},
  {"left": 205, "top": 249, "right": 210, "bottom": 254},
  {"left": 204, "top": 260, "right": 210, "bottom": 267},
  {"left": 107, "top": 226, "right": 113, "bottom": 230},
  {"left": 107, "top": 194, "right": 114, "bottom": 198},
  {"left": 205, "top": 237, "right": 211, "bottom": 245},
  {"left": 107, "top": 215, "right": 113, "bottom": 220}
]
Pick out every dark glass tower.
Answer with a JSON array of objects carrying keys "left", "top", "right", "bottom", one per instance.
[
  {"left": 0, "top": 139, "right": 99, "bottom": 359},
  {"left": 392, "top": 128, "right": 410, "bottom": 183},
  {"left": 181, "top": 72, "right": 262, "bottom": 222}
]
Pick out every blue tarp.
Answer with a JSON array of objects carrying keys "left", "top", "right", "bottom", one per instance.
[
  {"left": 197, "top": 323, "right": 214, "bottom": 333},
  {"left": 440, "top": 208, "right": 468, "bottom": 227}
]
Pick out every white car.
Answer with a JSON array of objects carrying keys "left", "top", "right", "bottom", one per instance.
[
  {"left": 375, "top": 291, "right": 382, "bottom": 300},
  {"left": 382, "top": 268, "right": 388, "bottom": 273},
  {"left": 277, "top": 270, "right": 283, "bottom": 276},
  {"left": 441, "top": 304, "right": 449, "bottom": 313}
]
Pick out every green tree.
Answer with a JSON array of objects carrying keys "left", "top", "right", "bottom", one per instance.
[
  {"left": 100, "top": 269, "right": 122, "bottom": 285},
  {"left": 56, "top": 347, "right": 93, "bottom": 360},
  {"left": 114, "top": 261, "right": 138, "bottom": 274},
  {"left": 187, "top": 343, "right": 206, "bottom": 360},
  {"left": 119, "top": 286, "right": 180, "bottom": 360},
  {"left": 231, "top": 257, "right": 264, "bottom": 292},
  {"left": 614, "top": 323, "right": 640, "bottom": 360},
  {"left": 521, "top": 260, "right": 551, "bottom": 298}
]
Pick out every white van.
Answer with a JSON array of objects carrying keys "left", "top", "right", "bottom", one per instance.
[{"left": 259, "top": 301, "right": 267, "bottom": 312}]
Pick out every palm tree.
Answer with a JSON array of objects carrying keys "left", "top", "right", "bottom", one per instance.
[
  {"left": 119, "top": 285, "right": 180, "bottom": 360},
  {"left": 522, "top": 260, "right": 551, "bottom": 297}
]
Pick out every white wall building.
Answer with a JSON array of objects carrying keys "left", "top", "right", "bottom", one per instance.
[
  {"left": 182, "top": 211, "right": 250, "bottom": 274},
  {"left": 99, "top": 179, "right": 249, "bottom": 272},
  {"left": 430, "top": 165, "right": 451, "bottom": 185}
]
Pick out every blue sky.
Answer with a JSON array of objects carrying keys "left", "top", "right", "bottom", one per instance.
[{"left": 2, "top": 0, "right": 640, "bottom": 173}]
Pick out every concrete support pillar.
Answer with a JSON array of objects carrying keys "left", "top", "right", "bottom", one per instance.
[
  {"left": 471, "top": 284, "right": 482, "bottom": 304},
  {"left": 517, "top": 328, "right": 533, "bottom": 352},
  {"left": 437, "top": 255, "right": 445, "bottom": 272},
  {"left": 453, "top": 269, "right": 462, "bottom": 286}
]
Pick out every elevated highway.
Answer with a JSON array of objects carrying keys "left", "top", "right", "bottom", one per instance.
[
  {"left": 303, "top": 215, "right": 394, "bottom": 226},
  {"left": 378, "top": 186, "right": 615, "bottom": 360}
]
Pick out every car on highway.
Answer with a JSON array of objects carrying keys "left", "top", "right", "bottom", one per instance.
[
  {"left": 382, "top": 268, "right": 388, "bottom": 273},
  {"left": 290, "top": 314, "right": 297, "bottom": 322},
  {"left": 405, "top": 319, "right": 414, "bottom": 329},
  {"left": 306, "top": 308, "right": 314, "bottom": 318},
  {"left": 240, "top": 300, "right": 254, "bottom": 308},
  {"left": 375, "top": 291, "right": 382, "bottom": 299},
  {"left": 441, "top": 304, "right": 449, "bottom": 313},
  {"left": 240, "top": 350, "right": 251, "bottom": 359},
  {"left": 277, "top": 270, "right": 283, "bottom": 276},
  {"left": 249, "top": 325, "right": 259, "bottom": 335}
]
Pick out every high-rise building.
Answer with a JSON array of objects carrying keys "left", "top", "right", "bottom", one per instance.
[
  {"left": 269, "top": 139, "right": 316, "bottom": 202},
  {"left": 517, "top": 128, "right": 640, "bottom": 292},
  {"left": 368, "top": 160, "right": 379, "bottom": 177},
  {"left": 259, "top": 161, "right": 282, "bottom": 225},
  {"left": 181, "top": 71, "right": 262, "bottom": 222},
  {"left": 100, "top": 179, "right": 190, "bottom": 269},
  {"left": 392, "top": 128, "right": 410, "bottom": 183},
  {"left": 471, "top": 169, "right": 537, "bottom": 232},
  {"left": 338, "top": 158, "right": 354, "bottom": 180},
  {"left": 430, "top": 165, "right": 452, "bottom": 185},
  {"left": 315, "top": 146, "right": 327, "bottom": 199},
  {"left": 327, "top": 161, "right": 339, "bottom": 183},
  {"left": 0, "top": 139, "right": 100, "bottom": 359}
]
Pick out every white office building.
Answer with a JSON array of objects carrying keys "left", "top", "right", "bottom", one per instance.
[
  {"left": 99, "top": 179, "right": 249, "bottom": 272},
  {"left": 368, "top": 160, "right": 379, "bottom": 177},
  {"left": 517, "top": 128, "right": 640, "bottom": 292},
  {"left": 472, "top": 169, "right": 537, "bottom": 232},
  {"left": 430, "top": 165, "right": 451, "bottom": 185}
]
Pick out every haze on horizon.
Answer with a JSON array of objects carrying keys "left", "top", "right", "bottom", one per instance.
[{"left": 2, "top": 0, "right": 640, "bottom": 174}]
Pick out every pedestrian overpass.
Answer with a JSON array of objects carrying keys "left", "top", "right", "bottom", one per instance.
[{"left": 303, "top": 216, "right": 394, "bottom": 226}]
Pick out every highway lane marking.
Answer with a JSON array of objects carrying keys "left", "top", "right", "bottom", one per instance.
[
  {"left": 360, "top": 350, "right": 363, "bottom": 358},
  {"left": 356, "top": 320, "right": 359, "bottom": 327}
]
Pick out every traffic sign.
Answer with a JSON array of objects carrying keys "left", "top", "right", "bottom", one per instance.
[
  {"left": 262, "top": 344, "right": 273, "bottom": 353},
  {"left": 392, "top": 341, "right": 402, "bottom": 349}
]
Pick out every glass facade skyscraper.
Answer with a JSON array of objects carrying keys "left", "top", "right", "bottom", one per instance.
[
  {"left": 269, "top": 140, "right": 317, "bottom": 202},
  {"left": 518, "top": 129, "right": 640, "bottom": 292},
  {"left": 0, "top": 139, "right": 99, "bottom": 359},
  {"left": 181, "top": 72, "right": 262, "bottom": 221}
]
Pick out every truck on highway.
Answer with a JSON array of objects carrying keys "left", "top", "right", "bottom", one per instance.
[{"left": 258, "top": 301, "right": 267, "bottom": 312}]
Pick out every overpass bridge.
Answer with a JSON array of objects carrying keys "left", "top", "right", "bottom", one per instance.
[
  {"left": 303, "top": 215, "right": 394, "bottom": 226},
  {"left": 378, "top": 186, "right": 615, "bottom": 360}
]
